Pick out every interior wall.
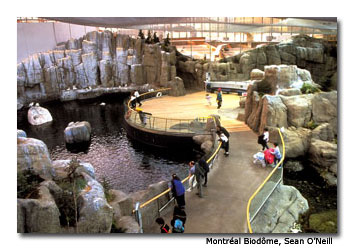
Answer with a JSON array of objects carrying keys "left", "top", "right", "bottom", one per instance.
[{"left": 17, "top": 22, "right": 97, "bottom": 63}]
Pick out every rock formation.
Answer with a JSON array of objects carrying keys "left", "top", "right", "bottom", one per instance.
[
  {"left": 17, "top": 31, "right": 186, "bottom": 108},
  {"left": 27, "top": 105, "right": 53, "bottom": 125},
  {"left": 64, "top": 121, "right": 92, "bottom": 144},
  {"left": 251, "top": 183, "right": 309, "bottom": 233}
]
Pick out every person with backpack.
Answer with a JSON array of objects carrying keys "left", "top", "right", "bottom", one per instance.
[
  {"left": 217, "top": 125, "right": 230, "bottom": 156},
  {"left": 171, "top": 205, "right": 186, "bottom": 233},
  {"left": 168, "top": 174, "right": 186, "bottom": 208},
  {"left": 198, "top": 158, "right": 210, "bottom": 187},
  {"left": 155, "top": 217, "right": 170, "bottom": 233},
  {"left": 258, "top": 127, "right": 269, "bottom": 150}
]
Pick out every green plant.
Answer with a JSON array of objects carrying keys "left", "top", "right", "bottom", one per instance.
[
  {"left": 164, "top": 33, "right": 170, "bottom": 47},
  {"left": 17, "top": 168, "right": 43, "bottom": 199},
  {"left": 153, "top": 32, "right": 159, "bottom": 43},
  {"left": 301, "top": 82, "right": 320, "bottom": 94},
  {"left": 55, "top": 158, "right": 87, "bottom": 231},
  {"left": 305, "top": 120, "right": 319, "bottom": 130},
  {"left": 145, "top": 30, "right": 152, "bottom": 44},
  {"left": 101, "top": 176, "right": 114, "bottom": 203}
]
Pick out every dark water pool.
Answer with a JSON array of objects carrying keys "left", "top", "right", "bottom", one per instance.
[{"left": 17, "top": 94, "right": 192, "bottom": 194}]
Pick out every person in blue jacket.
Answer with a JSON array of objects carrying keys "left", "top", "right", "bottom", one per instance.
[
  {"left": 216, "top": 88, "right": 223, "bottom": 109},
  {"left": 169, "top": 174, "right": 186, "bottom": 208}
]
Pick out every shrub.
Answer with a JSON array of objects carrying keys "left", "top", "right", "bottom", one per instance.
[
  {"left": 17, "top": 168, "right": 43, "bottom": 199},
  {"left": 305, "top": 120, "right": 319, "bottom": 130},
  {"left": 301, "top": 83, "right": 320, "bottom": 94}
]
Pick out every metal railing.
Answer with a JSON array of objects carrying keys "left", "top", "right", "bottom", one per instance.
[
  {"left": 125, "top": 88, "right": 211, "bottom": 134},
  {"left": 246, "top": 128, "right": 286, "bottom": 233},
  {"left": 133, "top": 140, "right": 222, "bottom": 232}
]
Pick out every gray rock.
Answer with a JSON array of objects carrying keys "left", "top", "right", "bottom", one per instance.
[
  {"left": 17, "top": 129, "right": 27, "bottom": 138},
  {"left": 251, "top": 183, "right": 309, "bottom": 233},
  {"left": 52, "top": 160, "right": 95, "bottom": 181},
  {"left": 17, "top": 185, "right": 61, "bottom": 233},
  {"left": 250, "top": 69, "right": 265, "bottom": 80},
  {"left": 82, "top": 52, "right": 98, "bottom": 86},
  {"left": 259, "top": 95, "right": 288, "bottom": 133},
  {"left": 116, "top": 216, "right": 140, "bottom": 233},
  {"left": 312, "top": 91, "right": 337, "bottom": 135},
  {"left": 312, "top": 123, "right": 334, "bottom": 142},
  {"left": 284, "top": 160, "right": 304, "bottom": 172},
  {"left": 193, "top": 135, "right": 213, "bottom": 145},
  {"left": 99, "top": 60, "right": 113, "bottom": 87},
  {"left": 130, "top": 64, "right": 144, "bottom": 85},
  {"left": 109, "top": 189, "right": 134, "bottom": 224},
  {"left": 17, "top": 137, "right": 54, "bottom": 180},
  {"left": 77, "top": 172, "right": 113, "bottom": 233},
  {"left": 278, "top": 88, "right": 302, "bottom": 96},
  {"left": 167, "top": 77, "right": 186, "bottom": 96},
  {"left": 282, "top": 127, "right": 312, "bottom": 158},
  {"left": 280, "top": 94, "right": 313, "bottom": 128},
  {"left": 201, "top": 140, "right": 214, "bottom": 155},
  {"left": 64, "top": 121, "right": 92, "bottom": 144}
]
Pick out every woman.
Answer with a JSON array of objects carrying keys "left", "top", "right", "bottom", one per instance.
[{"left": 169, "top": 174, "right": 186, "bottom": 208}]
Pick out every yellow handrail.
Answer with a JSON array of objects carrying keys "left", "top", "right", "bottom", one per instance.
[
  {"left": 246, "top": 128, "right": 286, "bottom": 233},
  {"left": 136, "top": 141, "right": 222, "bottom": 210},
  {"left": 127, "top": 88, "right": 171, "bottom": 112}
]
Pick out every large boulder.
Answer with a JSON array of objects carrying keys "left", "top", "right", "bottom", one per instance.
[
  {"left": 250, "top": 69, "right": 265, "bottom": 80},
  {"left": 82, "top": 52, "right": 99, "bottom": 87},
  {"left": 17, "top": 184, "right": 61, "bottom": 233},
  {"left": 115, "top": 216, "right": 140, "bottom": 233},
  {"left": 280, "top": 94, "right": 313, "bottom": 128},
  {"left": 130, "top": 64, "right": 144, "bottom": 85},
  {"left": 308, "top": 139, "right": 337, "bottom": 186},
  {"left": 312, "top": 91, "right": 337, "bottom": 135},
  {"left": 311, "top": 123, "right": 334, "bottom": 142},
  {"left": 17, "top": 137, "right": 54, "bottom": 180},
  {"left": 27, "top": 106, "right": 53, "bottom": 125},
  {"left": 167, "top": 77, "right": 186, "bottom": 96},
  {"left": 251, "top": 183, "right": 309, "bottom": 233},
  {"left": 51, "top": 160, "right": 95, "bottom": 181},
  {"left": 77, "top": 172, "right": 113, "bottom": 233},
  {"left": 282, "top": 127, "right": 312, "bottom": 158},
  {"left": 259, "top": 95, "right": 288, "bottom": 133},
  {"left": 17, "top": 129, "right": 27, "bottom": 138},
  {"left": 64, "top": 121, "right": 92, "bottom": 144}
]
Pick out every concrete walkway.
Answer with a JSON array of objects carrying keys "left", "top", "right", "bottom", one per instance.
[{"left": 183, "top": 131, "right": 272, "bottom": 233}]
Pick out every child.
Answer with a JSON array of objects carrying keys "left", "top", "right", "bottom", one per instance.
[
  {"left": 253, "top": 152, "right": 266, "bottom": 167},
  {"left": 155, "top": 217, "right": 170, "bottom": 233},
  {"left": 205, "top": 94, "right": 212, "bottom": 106},
  {"left": 271, "top": 142, "right": 282, "bottom": 167}
]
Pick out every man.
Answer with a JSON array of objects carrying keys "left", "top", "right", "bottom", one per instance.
[
  {"left": 194, "top": 161, "right": 206, "bottom": 198},
  {"left": 216, "top": 88, "right": 222, "bottom": 109},
  {"left": 217, "top": 125, "right": 230, "bottom": 156},
  {"left": 134, "top": 90, "right": 142, "bottom": 107},
  {"left": 198, "top": 158, "right": 209, "bottom": 187}
]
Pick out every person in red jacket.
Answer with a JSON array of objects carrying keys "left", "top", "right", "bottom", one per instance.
[
  {"left": 155, "top": 217, "right": 170, "bottom": 233},
  {"left": 264, "top": 148, "right": 275, "bottom": 165}
]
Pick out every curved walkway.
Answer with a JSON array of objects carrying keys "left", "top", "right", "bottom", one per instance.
[{"left": 141, "top": 91, "right": 272, "bottom": 233}]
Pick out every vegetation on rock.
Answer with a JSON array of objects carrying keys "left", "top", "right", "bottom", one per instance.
[
  {"left": 17, "top": 168, "right": 43, "bottom": 199},
  {"left": 301, "top": 82, "right": 320, "bottom": 94}
]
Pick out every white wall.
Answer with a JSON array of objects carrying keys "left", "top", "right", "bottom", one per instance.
[{"left": 17, "top": 22, "right": 97, "bottom": 63}]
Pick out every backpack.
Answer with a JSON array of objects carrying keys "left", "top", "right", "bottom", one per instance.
[
  {"left": 264, "top": 149, "right": 275, "bottom": 164},
  {"left": 257, "top": 134, "right": 264, "bottom": 144},
  {"left": 173, "top": 219, "right": 184, "bottom": 233}
]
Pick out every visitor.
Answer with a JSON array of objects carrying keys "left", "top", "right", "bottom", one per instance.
[
  {"left": 169, "top": 174, "right": 186, "bottom": 208},
  {"left": 271, "top": 142, "right": 282, "bottom": 167},
  {"left": 259, "top": 127, "right": 269, "bottom": 150},
  {"left": 205, "top": 94, "right": 212, "bottom": 106},
  {"left": 198, "top": 157, "right": 209, "bottom": 187},
  {"left": 155, "top": 217, "right": 170, "bottom": 233},
  {"left": 194, "top": 160, "right": 206, "bottom": 198},
  {"left": 135, "top": 108, "right": 151, "bottom": 126},
  {"left": 130, "top": 92, "right": 136, "bottom": 108},
  {"left": 187, "top": 161, "right": 196, "bottom": 192},
  {"left": 134, "top": 90, "right": 142, "bottom": 107},
  {"left": 216, "top": 88, "right": 222, "bottom": 109},
  {"left": 217, "top": 125, "right": 230, "bottom": 156},
  {"left": 253, "top": 152, "right": 266, "bottom": 167},
  {"left": 170, "top": 205, "right": 186, "bottom": 233}
]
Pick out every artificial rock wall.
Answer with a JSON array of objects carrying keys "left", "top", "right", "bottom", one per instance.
[{"left": 17, "top": 31, "right": 181, "bottom": 106}]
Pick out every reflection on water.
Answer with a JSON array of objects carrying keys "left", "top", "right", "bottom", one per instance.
[{"left": 17, "top": 94, "right": 191, "bottom": 193}]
